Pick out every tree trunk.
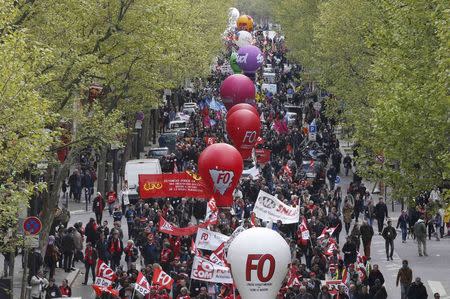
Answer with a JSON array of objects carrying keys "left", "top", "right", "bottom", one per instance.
[
  {"left": 120, "top": 131, "right": 134, "bottom": 180},
  {"left": 97, "top": 146, "right": 108, "bottom": 196},
  {"left": 39, "top": 159, "right": 70, "bottom": 255}
]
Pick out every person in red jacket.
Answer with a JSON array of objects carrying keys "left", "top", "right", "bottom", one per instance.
[
  {"left": 177, "top": 287, "right": 191, "bottom": 299},
  {"left": 92, "top": 192, "right": 105, "bottom": 224},
  {"left": 59, "top": 279, "right": 72, "bottom": 297},
  {"left": 82, "top": 242, "right": 97, "bottom": 285},
  {"left": 160, "top": 242, "right": 173, "bottom": 273}
]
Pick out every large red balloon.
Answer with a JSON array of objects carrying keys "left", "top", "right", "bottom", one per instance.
[
  {"left": 198, "top": 143, "right": 243, "bottom": 207},
  {"left": 226, "top": 103, "right": 258, "bottom": 120},
  {"left": 220, "top": 74, "right": 256, "bottom": 110},
  {"left": 226, "top": 109, "right": 261, "bottom": 159}
]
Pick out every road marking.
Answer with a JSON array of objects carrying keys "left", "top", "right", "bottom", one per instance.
[
  {"left": 428, "top": 281, "right": 447, "bottom": 296},
  {"left": 71, "top": 210, "right": 87, "bottom": 215}
]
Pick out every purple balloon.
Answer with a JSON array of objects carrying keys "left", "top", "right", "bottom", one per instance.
[{"left": 237, "top": 45, "right": 263, "bottom": 73}]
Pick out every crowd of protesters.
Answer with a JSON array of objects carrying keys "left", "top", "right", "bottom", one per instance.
[{"left": 20, "top": 24, "right": 450, "bottom": 299}]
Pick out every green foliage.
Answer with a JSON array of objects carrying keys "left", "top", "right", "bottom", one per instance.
[{"left": 273, "top": 0, "right": 450, "bottom": 200}]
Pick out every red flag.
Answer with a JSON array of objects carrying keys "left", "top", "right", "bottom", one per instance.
[
  {"left": 159, "top": 216, "right": 209, "bottom": 237},
  {"left": 209, "top": 242, "right": 226, "bottom": 266},
  {"left": 191, "top": 238, "right": 201, "bottom": 256},
  {"left": 94, "top": 259, "right": 116, "bottom": 286},
  {"left": 92, "top": 285, "right": 119, "bottom": 297},
  {"left": 134, "top": 272, "right": 151, "bottom": 295},
  {"left": 152, "top": 267, "right": 174, "bottom": 290},
  {"left": 318, "top": 225, "right": 338, "bottom": 239}
]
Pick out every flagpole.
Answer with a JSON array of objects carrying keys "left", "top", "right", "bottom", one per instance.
[{"left": 131, "top": 288, "right": 136, "bottom": 299}]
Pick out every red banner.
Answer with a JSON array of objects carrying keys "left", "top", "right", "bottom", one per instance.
[
  {"left": 255, "top": 149, "right": 271, "bottom": 164},
  {"left": 139, "top": 171, "right": 211, "bottom": 199},
  {"left": 159, "top": 216, "right": 209, "bottom": 236}
]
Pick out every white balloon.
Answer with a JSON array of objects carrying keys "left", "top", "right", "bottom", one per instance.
[
  {"left": 227, "top": 227, "right": 291, "bottom": 299},
  {"left": 235, "top": 30, "right": 253, "bottom": 48}
]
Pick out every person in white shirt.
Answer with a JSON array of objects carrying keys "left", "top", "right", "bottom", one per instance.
[{"left": 30, "top": 270, "right": 48, "bottom": 299}]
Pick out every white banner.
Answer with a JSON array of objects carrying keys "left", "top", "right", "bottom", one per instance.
[
  {"left": 195, "top": 228, "right": 229, "bottom": 251},
  {"left": 94, "top": 277, "right": 113, "bottom": 287},
  {"left": 253, "top": 190, "right": 300, "bottom": 224},
  {"left": 190, "top": 256, "right": 233, "bottom": 284}
]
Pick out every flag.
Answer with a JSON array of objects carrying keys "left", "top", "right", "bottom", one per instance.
[
  {"left": 299, "top": 217, "right": 310, "bottom": 243},
  {"left": 191, "top": 238, "right": 201, "bottom": 256},
  {"left": 94, "top": 259, "right": 116, "bottom": 286},
  {"left": 92, "top": 285, "right": 119, "bottom": 297},
  {"left": 152, "top": 267, "right": 174, "bottom": 290},
  {"left": 205, "top": 198, "right": 218, "bottom": 225},
  {"left": 159, "top": 216, "right": 209, "bottom": 236},
  {"left": 135, "top": 272, "right": 151, "bottom": 295},
  {"left": 318, "top": 226, "right": 338, "bottom": 239},
  {"left": 250, "top": 212, "right": 257, "bottom": 227},
  {"left": 209, "top": 242, "right": 226, "bottom": 266}
]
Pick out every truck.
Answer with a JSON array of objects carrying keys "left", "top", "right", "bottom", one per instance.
[{"left": 124, "top": 159, "right": 162, "bottom": 204}]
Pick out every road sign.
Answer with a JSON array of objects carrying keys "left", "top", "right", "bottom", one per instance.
[
  {"left": 23, "top": 216, "right": 42, "bottom": 235},
  {"left": 24, "top": 235, "right": 39, "bottom": 248},
  {"left": 309, "top": 124, "right": 317, "bottom": 134}
]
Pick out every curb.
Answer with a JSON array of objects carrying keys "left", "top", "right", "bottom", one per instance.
[{"left": 66, "top": 268, "right": 80, "bottom": 287}]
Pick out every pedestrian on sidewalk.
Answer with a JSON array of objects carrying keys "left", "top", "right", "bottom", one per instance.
[
  {"left": 85, "top": 218, "right": 98, "bottom": 245},
  {"left": 397, "top": 210, "right": 409, "bottom": 243},
  {"left": 396, "top": 260, "right": 413, "bottom": 299},
  {"left": 364, "top": 200, "right": 375, "bottom": 227},
  {"left": 44, "top": 236, "right": 60, "bottom": 279},
  {"left": 124, "top": 240, "right": 139, "bottom": 271},
  {"left": 407, "top": 277, "right": 428, "bottom": 299},
  {"left": 61, "top": 228, "right": 75, "bottom": 273},
  {"left": 93, "top": 192, "right": 105, "bottom": 224},
  {"left": 382, "top": 219, "right": 397, "bottom": 261},
  {"left": 82, "top": 242, "right": 97, "bottom": 285},
  {"left": 343, "top": 200, "right": 354, "bottom": 235},
  {"left": 375, "top": 198, "right": 388, "bottom": 234},
  {"left": 28, "top": 248, "right": 43, "bottom": 284},
  {"left": 342, "top": 236, "right": 357, "bottom": 266},
  {"left": 107, "top": 230, "right": 123, "bottom": 271},
  {"left": 106, "top": 188, "right": 117, "bottom": 216},
  {"left": 59, "top": 279, "right": 71, "bottom": 297},
  {"left": 30, "top": 270, "right": 48, "bottom": 299},
  {"left": 44, "top": 278, "right": 61, "bottom": 299},
  {"left": 414, "top": 217, "right": 428, "bottom": 256},
  {"left": 360, "top": 220, "right": 374, "bottom": 258},
  {"left": 343, "top": 153, "right": 352, "bottom": 176}
]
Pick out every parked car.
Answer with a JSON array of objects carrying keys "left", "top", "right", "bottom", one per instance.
[
  {"left": 169, "top": 120, "right": 188, "bottom": 132},
  {"left": 158, "top": 132, "right": 179, "bottom": 152},
  {"left": 146, "top": 147, "right": 169, "bottom": 159},
  {"left": 124, "top": 159, "right": 162, "bottom": 203}
]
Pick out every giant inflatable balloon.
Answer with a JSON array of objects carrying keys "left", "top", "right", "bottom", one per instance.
[
  {"left": 198, "top": 143, "right": 243, "bottom": 207},
  {"left": 226, "top": 109, "right": 261, "bottom": 159},
  {"left": 235, "top": 30, "right": 253, "bottom": 48},
  {"left": 236, "top": 15, "right": 254, "bottom": 32},
  {"left": 237, "top": 45, "right": 263, "bottom": 74},
  {"left": 227, "top": 228, "right": 291, "bottom": 299},
  {"left": 228, "top": 8, "right": 240, "bottom": 26},
  {"left": 220, "top": 74, "right": 256, "bottom": 110},
  {"left": 230, "top": 52, "right": 242, "bottom": 74},
  {"left": 226, "top": 103, "right": 258, "bottom": 119}
]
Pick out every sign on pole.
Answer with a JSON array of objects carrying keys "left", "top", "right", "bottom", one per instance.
[{"left": 23, "top": 217, "right": 42, "bottom": 236}]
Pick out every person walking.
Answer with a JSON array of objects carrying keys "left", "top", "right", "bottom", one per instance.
[
  {"left": 342, "top": 236, "right": 357, "bottom": 266},
  {"left": 82, "top": 242, "right": 97, "bottom": 285},
  {"left": 375, "top": 198, "right": 388, "bottom": 234},
  {"left": 364, "top": 200, "right": 375, "bottom": 227},
  {"left": 407, "top": 277, "right": 428, "bottom": 299},
  {"left": 61, "top": 228, "right": 75, "bottom": 272},
  {"left": 343, "top": 200, "right": 354, "bottom": 235},
  {"left": 92, "top": 192, "right": 105, "bottom": 224},
  {"left": 343, "top": 154, "right": 352, "bottom": 176},
  {"left": 106, "top": 188, "right": 117, "bottom": 216},
  {"left": 360, "top": 220, "right": 374, "bottom": 258},
  {"left": 397, "top": 210, "right": 409, "bottom": 243},
  {"left": 30, "top": 270, "right": 48, "bottom": 299},
  {"left": 382, "top": 219, "right": 397, "bottom": 260},
  {"left": 414, "top": 217, "right": 428, "bottom": 256},
  {"left": 396, "top": 260, "right": 413, "bottom": 299},
  {"left": 107, "top": 230, "right": 123, "bottom": 271}
]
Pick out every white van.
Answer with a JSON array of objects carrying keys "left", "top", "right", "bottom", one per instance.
[{"left": 124, "top": 159, "right": 162, "bottom": 203}]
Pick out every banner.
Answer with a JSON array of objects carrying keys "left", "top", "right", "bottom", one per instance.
[
  {"left": 94, "top": 259, "right": 116, "bottom": 287},
  {"left": 300, "top": 217, "right": 310, "bottom": 240},
  {"left": 152, "top": 268, "right": 174, "bottom": 290},
  {"left": 255, "top": 149, "right": 271, "bottom": 164},
  {"left": 158, "top": 216, "right": 209, "bottom": 237},
  {"left": 209, "top": 242, "right": 226, "bottom": 266},
  {"left": 195, "top": 228, "right": 229, "bottom": 251},
  {"left": 139, "top": 171, "right": 211, "bottom": 199},
  {"left": 205, "top": 198, "right": 218, "bottom": 225},
  {"left": 135, "top": 272, "right": 151, "bottom": 296},
  {"left": 190, "top": 256, "right": 233, "bottom": 284},
  {"left": 253, "top": 190, "right": 300, "bottom": 224}
]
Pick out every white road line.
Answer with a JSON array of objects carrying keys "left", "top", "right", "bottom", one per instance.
[
  {"left": 428, "top": 281, "right": 447, "bottom": 296},
  {"left": 71, "top": 210, "right": 87, "bottom": 214}
]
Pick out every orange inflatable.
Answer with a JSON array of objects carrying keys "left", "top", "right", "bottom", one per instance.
[{"left": 236, "top": 15, "right": 254, "bottom": 32}]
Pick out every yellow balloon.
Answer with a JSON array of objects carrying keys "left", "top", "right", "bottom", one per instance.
[{"left": 236, "top": 15, "right": 254, "bottom": 32}]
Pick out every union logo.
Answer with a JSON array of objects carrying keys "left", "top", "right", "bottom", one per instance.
[
  {"left": 143, "top": 182, "right": 163, "bottom": 191},
  {"left": 186, "top": 170, "right": 202, "bottom": 181}
]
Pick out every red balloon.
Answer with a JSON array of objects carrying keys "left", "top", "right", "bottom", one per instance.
[
  {"left": 226, "top": 103, "right": 258, "bottom": 120},
  {"left": 226, "top": 109, "right": 261, "bottom": 159},
  {"left": 198, "top": 143, "right": 243, "bottom": 207},
  {"left": 220, "top": 74, "right": 256, "bottom": 110}
]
